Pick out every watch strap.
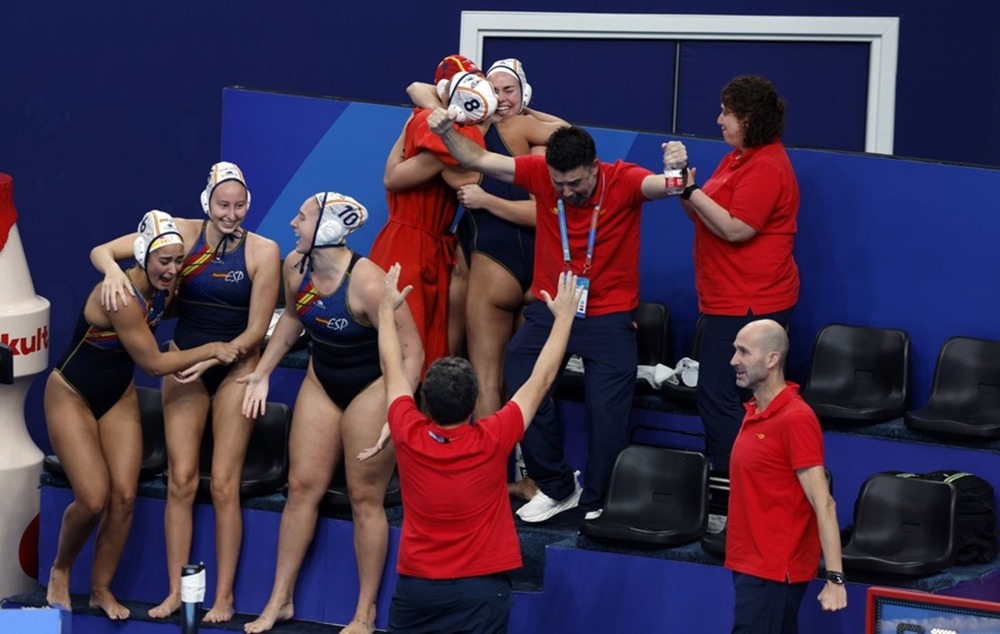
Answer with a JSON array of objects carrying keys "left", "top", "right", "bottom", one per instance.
[{"left": 825, "top": 570, "right": 846, "bottom": 585}]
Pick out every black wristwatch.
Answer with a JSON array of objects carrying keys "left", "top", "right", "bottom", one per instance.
[
  {"left": 825, "top": 570, "right": 846, "bottom": 585},
  {"left": 681, "top": 184, "right": 699, "bottom": 200}
]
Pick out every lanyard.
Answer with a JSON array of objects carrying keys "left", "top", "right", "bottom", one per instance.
[{"left": 557, "top": 172, "right": 606, "bottom": 274}]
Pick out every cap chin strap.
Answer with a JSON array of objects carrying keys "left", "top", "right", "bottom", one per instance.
[
  {"left": 212, "top": 226, "right": 244, "bottom": 261},
  {"left": 296, "top": 193, "right": 345, "bottom": 274}
]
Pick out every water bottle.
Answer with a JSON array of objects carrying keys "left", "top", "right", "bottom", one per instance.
[
  {"left": 664, "top": 161, "right": 687, "bottom": 196},
  {"left": 181, "top": 563, "right": 206, "bottom": 634}
]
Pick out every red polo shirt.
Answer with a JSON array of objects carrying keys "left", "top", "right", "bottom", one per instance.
[
  {"left": 725, "top": 383, "right": 825, "bottom": 583},
  {"left": 695, "top": 141, "right": 799, "bottom": 315},
  {"left": 389, "top": 395, "right": 524, "bottom": 579},
  {"left": 514, "top": 155, "right": 652, "bottom": 316}
]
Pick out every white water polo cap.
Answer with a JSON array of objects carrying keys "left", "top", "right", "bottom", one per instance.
[
  {"left": 487, "top": 58, "right": 532, "bottom": 113},
  {"left": 200, "top": 161, "right": 251, "bottom": 214},
  {"left": 134, "top": 210, "right": 183, "bottom": 268},
  {"left": 446, "top": 71, "right": 498, "bottom": 125},
  {"left": 312, "top": 192, "right": 368, "bottom": 248}
]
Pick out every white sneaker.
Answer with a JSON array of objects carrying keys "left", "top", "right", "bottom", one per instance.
[
  {"left": 516, "top": 471, "right": 582, "bottom": 523},
  {"left": 584, "top": 508, "right": 604, "bottom": 521},
  {"left": 707, "top": 513, "right": 728, "bottom": 534}
]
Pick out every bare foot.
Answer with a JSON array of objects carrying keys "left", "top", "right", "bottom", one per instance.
[
  {"left": 204, "top": 598, "right": 235, "bottom": 623},
  {"left": 342, "top": 604, "right": 376, "bottom": 634},
  {"left": 508, "top": 476, "right": 539, "bottom": 502},
  {"left": 90, "top": 586, "right": 131, "bottom": 620},
  {"left": 341, "top": 616, "right": 375, "bottom": 634},
  {"left": 244, "top": 599, "right": 294, "bottom": 633},
  {"left": 148, "top": 593, "right": 181, "bottom": 619},
  {"left": 46, "top": 567, "right": 72, "bottom": 611}
]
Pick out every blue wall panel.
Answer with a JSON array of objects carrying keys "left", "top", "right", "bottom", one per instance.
[
  {"left": 677, "top": 40, "right": 871, "bottom": 151},
  {"left": 221, "top": 90, "right": 410, "bottom": 257},
  {"left": 484, "top": 37, "right": 871, "bottom": 153},
  {"left": 483, "top": 37, "right": 679, "bottom": 133}
]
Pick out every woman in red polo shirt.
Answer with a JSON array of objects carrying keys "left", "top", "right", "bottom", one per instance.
[{"left": 674, "top": 76, "right": 800, "bottom": 532}]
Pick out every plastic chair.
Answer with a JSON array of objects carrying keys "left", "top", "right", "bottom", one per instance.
[
  {"left": 801, "top": 324, "right": 910, "bottom": 425},
  {"left": 580, "top": 445, "right": 708, "bottom": 547},
  {"left": 905, "top": 336, "right": 1000, "bottom": 439},
  {"left": 633, "top": 301, "right": 673, "bottom": 396},
  {"left": 636, "top": 302, "right": 671, "bottom": 368},
  {"left": 558, "top": 301, "right": 670, "bottom": 399},
  {"left": 135, "top": 385, "right": 168, "bottom": 479},
  {"left": 661, "top": 315, "right": 704, "bottom": 406},
  {"left": 198, "top": 401, "right": 291, "bottom": 498},
  {"left": 841, "top": 473, "right": 956, "bottom": 577},
  {"left": 43, "top": 386, "right": 168, "bottom": 481}
]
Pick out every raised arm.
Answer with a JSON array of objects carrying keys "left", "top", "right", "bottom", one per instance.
[
  {"left": 385, "top": 150, "right": 446, "bottom": 191},
  {"left": 354, "top": 259, "right": 423, "bottom": 393},
  {"left": 407, "top": 81, "right": 444, "bottom": 110},
  {"left": 426, "top": 107, "right": 516, "bottom": 183},
  {"left": 357, "top": 261, "right": 423, "bottom": 463},
  {"left": 509, "top": 272, "right": 581, "bottom": 427},
  {"left": 639, "top": 140, "right": 694, "bottom": 202},
  {"left": 658, "top": 140, "right": 756, "bottom": 242},
  {"left": 797, "top": 465, "right": 848, "bottom": 612},
  {"left": 384, "top": 114, "right": 449, "bottom": 191},
  {"left": 377, "top": 263, "right": 417, "bottom": 405}
]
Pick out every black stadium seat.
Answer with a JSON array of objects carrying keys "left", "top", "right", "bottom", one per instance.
[
  {"left": 905, "top": 336, "right": 1000, "bottom": 439},
  {"left": 316, "top": 462, "right": 403, "bottom": 516},
  {"left": 801, "top": 324, "right": 910, "bottom": 425},
  {"left": 580, "top": 445, "right": 707, "bottom": 547},
  {"left": 198, "top": 400, "right": 291, "bottom": 499},
  {"left": 841, "top": 473, "right": 956, "bottom": 577},
  {"left": 559, "top": 301, "right": 670, "bottom": 399}
]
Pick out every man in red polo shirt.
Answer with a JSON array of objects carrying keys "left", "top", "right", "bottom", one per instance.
[
  {"left": 727, "top": 319, "right": 846, "bottom": 632},
  {"left": 427, "top": 108, "right": 688, "bottom": 524},
  {"left": 375, "top": 263, "right": 580, "bottom": 633}
]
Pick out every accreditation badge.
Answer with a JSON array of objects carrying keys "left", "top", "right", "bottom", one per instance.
[{"left": 575, "top": 276, "right": 590, "bottom": 319}]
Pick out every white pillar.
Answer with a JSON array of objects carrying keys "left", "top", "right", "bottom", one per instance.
[{"left": 0, "top": 173, "right": 50, "bottom": 598}]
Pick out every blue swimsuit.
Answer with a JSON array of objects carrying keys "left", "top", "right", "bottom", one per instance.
[
  {"left": 173, "top": 221, "right": 253, "bottom": 394},
  {"left": 55, "top": 275, "right": 168, "bottom": 419},
  {"left": 295, "top": 251, "right": 381, "bottom": 410},
  {"left": 457, "top": 124, "right": 535, "bottom": 292}
]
